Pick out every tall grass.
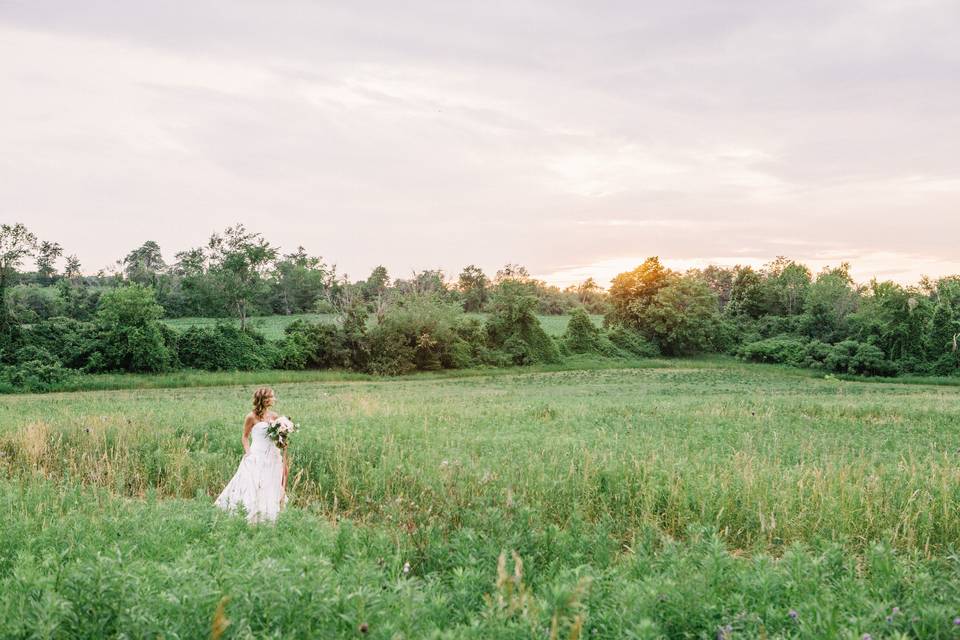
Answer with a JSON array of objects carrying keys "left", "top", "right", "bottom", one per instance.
[
  {"left": 3, "top": 479, "right": 960, "bottom": 638},
  {"left": 4, "top": 363, "right": 960, "bottom": 553},
  {"left": 4, "top": 361, "right": 960, "bottom": 637}
]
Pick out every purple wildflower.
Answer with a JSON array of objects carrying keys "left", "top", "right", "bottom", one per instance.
[
  {"left": 891, "top": 607, "right": 900, "bottom": 615},
  {"left": 788, "top": 609, "right": 798, "bottom": 620},
  {"left": 954, "top": 617, "right": 960, "bottom": 626},
  {"left": 862, "top": 634, "right": 872, "bottom": 640}
]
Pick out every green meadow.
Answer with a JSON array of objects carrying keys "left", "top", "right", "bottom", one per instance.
[{"left": 3, "top": 360, "right": 960, "bottom": 638}]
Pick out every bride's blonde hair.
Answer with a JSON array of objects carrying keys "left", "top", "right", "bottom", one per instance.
[{"left": 252, "top": 387, "right": 274, "bottom": 418}]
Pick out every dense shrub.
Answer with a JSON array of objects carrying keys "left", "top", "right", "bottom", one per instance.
[
  {"left": 825, "top": 340, "right": 897, "bottom": 377},
  {"left": 366, "top": 294, "right": 471, "bottom": 375},
  {"left": 737, "top": 335, "right": 810, "bottom": 367},
  {"left": 1, "top": 357, "right": 75, "bottom": 392},
  {"left": 21, "top": 317, "right": 97, "bottom": 369},
  {"left": 563, "top": 308, "right": 602, "bottom": 354},
  {"left": 178, "top": 324, "right": 273, "bottom": 371},
  {"left": 803, "top": 340, "right": 831, "bottom": 368},
  {"left": 451, "top": 317, "right": 490, "bottom": 367},
  {"left": 7, "top": 284, "right": 65, "bottom": 323},
  {"left": 275, "top": 320, "right": 349, "bottom": 370},
  {"left": 562, "top": 308, "right": 651, "bottom": 359},
  {"left": 606, "top": 325, "right": 660, "bottom": 358},
  {"left": 87, "top": 285, "right": 172, "bottom": 373},
  {"left": 485, "top": 281, "right": 559, "bottom": 365},
  {"left": 626, "top": 275, "right": 718, "bottom": 356}
]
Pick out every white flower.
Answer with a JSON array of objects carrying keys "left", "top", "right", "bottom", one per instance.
[{"left": 402, "top": 561, "right": 411, "bottom": 574}]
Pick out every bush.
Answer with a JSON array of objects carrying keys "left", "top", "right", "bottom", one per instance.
[
  {"left": 803, "top": 340, "right": 831, "bottom": 369},
  {"left": 87, "top": 285, "right": 172, "bottom": 373},
  {"left": 21, "top": 317, "right": 97, "bottom": 369},
  {"left": 737, "top": 335, "right": 809, "bottom": 367},
  {"left": 366, "top": 294, "right": 469, "bottom": 374},
  {"left": 275, "top": 320, "right": 349, "bottom": 370},
  {"left": 606, "top": 325, "right": 660, "bottom": 358},
  {"left": 485, "top": 281, "right": 559, "bottom": 365},
  {"left": 7, "top": 284, "right": 65, "bottom": 323},
  {"left": 1, "top": 357, "right": 76, "bottom": 392},
  {"left": 313, "top": 298, "right": 337, "bottom": 314},
  {"left": 563, "top": 308, "right": 602, "bottom": 354},
  {"left": 451, "top": 317, "right": 490, "bottom": 367},
  {"left": 177, "top": 324, "right": 273, "bottom": 371},
  {"left": 825, "top": 340, "right": 897, "bottom": 377}
]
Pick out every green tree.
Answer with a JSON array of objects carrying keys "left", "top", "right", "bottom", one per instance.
[
  {"left": 361, "top": 266, "right": 390, "bottom": 302},
  {"left": 35, "top": 240, "right": 63, "bottom": 284},
  {"left": 608, "top": 257, "right": 673, "bottom": 322},
  {"left": 849, "top": 280, "right": 928, "bottom": 367},
  {"left": 170, "top": 247, "right": 217, "bottom": 316},
  {"left": 457, "top": 265, "right": 488, "bottom": 312},
  {"left": 0, "top": 223, "right": 38, "bottom": 346},
  {"left": 207, "top": 225, "right": 278, "bottom": 329},
  {"left": 927, "top": 301, "right": 960, "bottom": 372},
  {"left": 90, "top": 285, "right": 171, "bottom": 372},
  {"left": 494, "top": 263, "right": 530, "bottom": 283},
  {"left": 64, "top": 255, "right": 82, "bottom": 281},
  {"left": 728, "top": 266, "right": 768, "bottom": 318},
  {"left": 764, "top": 257, "right": 811, "bottom": 316},
  {"left": 692, "top": 265, "right": 736, "bottom": 311},
  {"left": 271, "top": 247, "right": 330, "bottom": 314},
  {"left": 631, "top": 275, "right": 717, "bottom": 355},
  {"left": 802, "top": 264, "right": 860, "bottom": 341}
]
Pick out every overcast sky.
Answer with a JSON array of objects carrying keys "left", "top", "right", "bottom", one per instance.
[{"left": 3, "top": 0, "right": 959, "bottom": 287}]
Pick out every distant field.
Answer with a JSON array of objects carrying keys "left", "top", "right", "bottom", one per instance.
[
  {"left": 4, "top": 361, "right": 960, "bottom": 637},
  {"left": 165, "top": 312, "right": 604, "bottom": 339}
]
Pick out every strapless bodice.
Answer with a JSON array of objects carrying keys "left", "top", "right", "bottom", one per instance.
[{"left": 249, "top": 421, "right": 280, "bottom": 457}]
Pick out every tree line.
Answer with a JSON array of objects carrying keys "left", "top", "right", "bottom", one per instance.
[
  {"left": 4, "top": 223, "right": 609, "bottom": 328},
  {"left": 1, "top": 222, "right": 958, "bottom": 391}
]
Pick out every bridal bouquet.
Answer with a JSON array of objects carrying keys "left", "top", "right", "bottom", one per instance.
[{"left": 266, "top": 416, "right": 299, "bottom": 449}]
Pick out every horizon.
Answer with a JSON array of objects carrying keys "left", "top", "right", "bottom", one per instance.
[{"left": 23, "top": 231, "right": 959, "bottom": 291}]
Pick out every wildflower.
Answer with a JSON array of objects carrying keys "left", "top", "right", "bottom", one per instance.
[
  {"left": 891, "top": 607, "right": 899, "bottom": 615},
  {"left": 885, "top": 616, "right": 892, "bottom": 624},
  {"left": 402, "top": 561, "right": 411, "bottom": 575},
  {"left": 788, "top": 609, "right": 798, "bottom": 620},
  {"left": 440, "top": 460, "right": 449, "bottom": 468},
  {"left": 717, "top": 624, "right": 733, "bottom": 640},
  {"left": 862, "top": 635, "right": 872, "bottom": 640},
  {"left": 358, "top": 622, "right": 368, "bottom": 634},
  {"left": 954, "top": 617, "right": 960, "bottom": 626}
]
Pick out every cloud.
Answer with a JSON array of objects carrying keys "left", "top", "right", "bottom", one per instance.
[{"left": 1, "top": 1, "right": 959, "bottom": 283}]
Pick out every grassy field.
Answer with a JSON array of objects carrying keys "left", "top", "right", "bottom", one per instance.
[
  {"left": 3, "top": 361, "right": 960, "bottom": 637},
  {"left": 164, "top": 312, "right": 602, "bottom": 340}
]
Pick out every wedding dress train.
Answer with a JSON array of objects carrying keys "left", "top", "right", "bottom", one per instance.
[{"left": 215, "top": 420, "right": 285, "bottom": 523}]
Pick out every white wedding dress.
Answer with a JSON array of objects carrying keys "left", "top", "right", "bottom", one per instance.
[{"left": 215, "top": 420, "right": 285, "bottom": 523}]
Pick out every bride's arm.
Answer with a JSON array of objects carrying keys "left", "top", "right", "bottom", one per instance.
[{"left": 241, "top": 414, "right": 255, "bottom": 455}]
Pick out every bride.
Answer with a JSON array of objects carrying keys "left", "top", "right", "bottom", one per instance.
[{"left": 215, "top": 387, "right": 289, "bottom": 523}]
